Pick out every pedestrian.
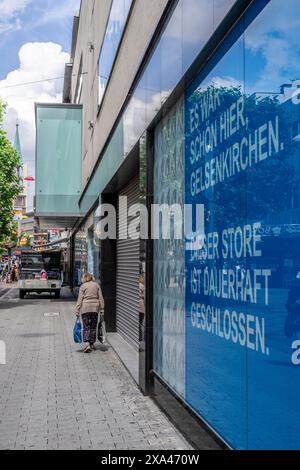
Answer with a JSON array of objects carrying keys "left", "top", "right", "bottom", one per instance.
[
  {"left": 11, "top": 264, "right": 16, "bottom": 282},
  {"left": 14, "top": 263, "right": 20, "bottom": 282},
  {"left": 1, "top": 264, "right": 7, "bottom": 282},
  {"left": 40, "top": 269, "right": 47, "bottom": 280},
  {"left": 6, "top": 270, "right": 12, "bottom": 284},
  {"left": 75, "top": 273, "right": 105, "bottom": 353}
]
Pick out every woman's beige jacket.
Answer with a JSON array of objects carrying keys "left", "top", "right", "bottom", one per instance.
[{"left": 75, "top": 281, "right": 105, "bottom": 315}]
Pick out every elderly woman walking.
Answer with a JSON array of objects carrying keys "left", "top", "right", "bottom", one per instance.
[{"left": 75, "top": 273, "right": 105, "bottom": 353}]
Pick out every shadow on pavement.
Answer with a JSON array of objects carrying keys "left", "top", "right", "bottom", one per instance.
[{"left": 75, "top": 345, "right": 110, "bottom": 353}]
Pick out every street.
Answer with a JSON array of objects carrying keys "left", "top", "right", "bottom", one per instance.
[{"left": 0, "top": 287, "right": 191, "bottom": 450}]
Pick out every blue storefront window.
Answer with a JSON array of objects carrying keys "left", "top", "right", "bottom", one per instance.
[
  {"left": 185, "top": 31, "right": 247, "bottom": 449},
  {"left": 184, "top": 0, "right": 300, "bottom": 449},
  {"left": 244, "top": 0, "right": 300, "bottom": 450}
]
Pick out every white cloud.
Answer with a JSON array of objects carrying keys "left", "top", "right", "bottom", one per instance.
[
  {"left": 0, "top": 0, "right": 80, "bottom": 35},
  {"left": 0, "top": 0, "right": 31, "bottom": 19},
  {"left": 0, "top": 20, "right": 20, "bottom": 33},
  {"left": 0, "top": 0, "right": 31, "bottom": 33},
  {"left": 245, "top": 0, "right": 300, "bottom": 93},
  {"left": 29, "top": 0, "right": 80, "bottom": 28},
  {"left": 0, "top": 42, "right": 69, "bottom": 208}
]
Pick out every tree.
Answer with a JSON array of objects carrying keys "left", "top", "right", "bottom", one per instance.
[{"left": 0, "top": 100, "right": 22, "bottom": 252}]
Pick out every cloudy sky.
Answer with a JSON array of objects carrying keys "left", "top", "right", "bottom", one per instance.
[{"left": 0, "top": 0, "right": 80, "bottom": 206}]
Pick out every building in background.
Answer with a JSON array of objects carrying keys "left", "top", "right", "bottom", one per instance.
[
  {"left": 19, "top": 211, "right": 35, "bottom": 248},
  {"left": 12, "top": 121, "right": 32, "bottom": 249},
  {"left": 13, "top": 121, "right": 29, "bottom": 218},
  {"left": 35, "top": 0, "right": 300, "bottom": 450}
]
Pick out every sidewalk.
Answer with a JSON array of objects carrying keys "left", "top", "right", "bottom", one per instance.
[
  {"left": 0, "top": 289, "right": 191, "bottom": 450},
  {"left": 0, "top": 281, "right": 17, "bottom": 289},
  {"left": 0, "top": 283, "right": 19, "bottom": 301}
]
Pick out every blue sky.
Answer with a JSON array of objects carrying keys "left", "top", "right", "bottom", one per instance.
[
  {"left": 0, "top": 0, "right": 80, "bottom": 209},
  {"left": 0, "top": 0, "right": 80, "bottom": 80},
  {"left": 0, "top": 0, "right": 81, "bottom": 149}
]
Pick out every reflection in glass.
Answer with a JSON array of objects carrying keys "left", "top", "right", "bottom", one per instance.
[
  {"left": 213, "top": 0, "right": 236, "bottom": 29},
  {"left": 121, "top": 0, "right": 228, "bottom": 161},
  {"left": 74, "top": 229, "right": 87, "bottom": 287},
  {"left": 123, "top": 74, "right": 146, "bottom": 155},
  {"left": 93, "top": 207, "right": 101, "bottom": 282},
  {"left": 185, "top": 0, "right": 300, "bottom": 450},
  {"left": 87, "top": 228, "right": 95, "bottom": 275},
  {"left": 182, "top": 0, "right": 213, "bottom": 72},
  {"left": 161, "top": 1, "right": 183, "bottom": 103},
  {"left": 145, "top": 43, "right": 162, "bottom": 125},
  {"left": 154, "top": 98, "right": 185, "bottom": 398},
  {"left": 98, "top": 0, "right": 133, "bottom": 106},
  {"left": 185, "top": 34, "right": 246, "bottom": 449},
  {"left": 244, "top": 0, "right": 300, "bottom": 450}
]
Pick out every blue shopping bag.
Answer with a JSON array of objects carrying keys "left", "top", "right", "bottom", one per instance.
[{"left": 73, "top": 318, "right": 82, "bottom": 343}]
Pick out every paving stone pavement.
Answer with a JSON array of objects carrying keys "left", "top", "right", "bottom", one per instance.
[{"left": 0, "top": 289, "right": 192, "bottom": 450}]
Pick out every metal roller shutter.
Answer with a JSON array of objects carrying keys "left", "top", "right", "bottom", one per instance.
[{"left": 116, "top": 175, "right": 140, "bottom": 350}]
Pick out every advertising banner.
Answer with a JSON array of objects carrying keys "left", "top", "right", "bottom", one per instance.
[{"left": 185, "top": 35, "right": 300, "bottom": 450}]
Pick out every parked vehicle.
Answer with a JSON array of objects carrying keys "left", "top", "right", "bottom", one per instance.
[{"left": 19, "top": 251, "right": 62, "bottom": 299}]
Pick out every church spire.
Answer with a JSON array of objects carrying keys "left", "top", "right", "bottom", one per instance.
[{"left": 14, "top": 119, "right": 23, "bottom": 166}]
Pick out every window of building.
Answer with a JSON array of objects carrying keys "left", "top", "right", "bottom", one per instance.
[
  {"left": 98, "top": 0, "right": 133, "bottom": 107},
  {"left": 74, "top": 229, "right": 87, "bottom": 287},
  {"left": 74, "top": 56, "right": 83, "bottom": 104},
  {"left": 14, "top": 196, "right": 26, "bottom": 208}
]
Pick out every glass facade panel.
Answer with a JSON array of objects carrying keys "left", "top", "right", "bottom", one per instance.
[
  {"left": 93, "top": 207, "right": 101, "bottom": 282},
  {"left": 153, "top": 98, "right": 185, "bottom": 398},
  {"left": 185, "top": 30, "right": 247, "bottom": 450},
  {"left": 74, "top": 220, "right": 99, "bottom": 286},
  {"left": 74, "top": 229, "right": 87, "bottom": 287},
  {"left": 244, "top": 0, "right": 300, "bottom": 450},
  {"left": 124, "top": 74, "right": 147, "bottom": 156},
  {"left": 182, "top": 0, "right": 214, "bottom": 72},
  {"left": 98, "top": 0, "right": 133, "bottom": 106},
  {"left": 183, "top": 0, "right": 300, "bottom": 450},
  {"left": 161, "top": 1, "right": 183, "bottom": 104},
  {"left": 87, "top": 228, "right": 95, "bottom": 275},
  {"left": 35, "top": 105, "right": 82, "bottom": 216},
  {"left": 213, "top": 0, "right": 236, "bottom": 29},
  {"left": 145, "top": 43, "right": 162, "bottom": 125}
]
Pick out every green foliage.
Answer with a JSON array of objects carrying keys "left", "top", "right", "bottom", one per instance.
[
  {"left": 0, "top": 100, "right": 22, "bottom": 251},
  {"left": 20, "top": 231, "right": 32, "bottom": 247}
]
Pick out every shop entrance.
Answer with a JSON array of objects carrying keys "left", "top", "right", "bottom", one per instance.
[{"left": 116, "top": 174, "right": 140, "bottom": 350}]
